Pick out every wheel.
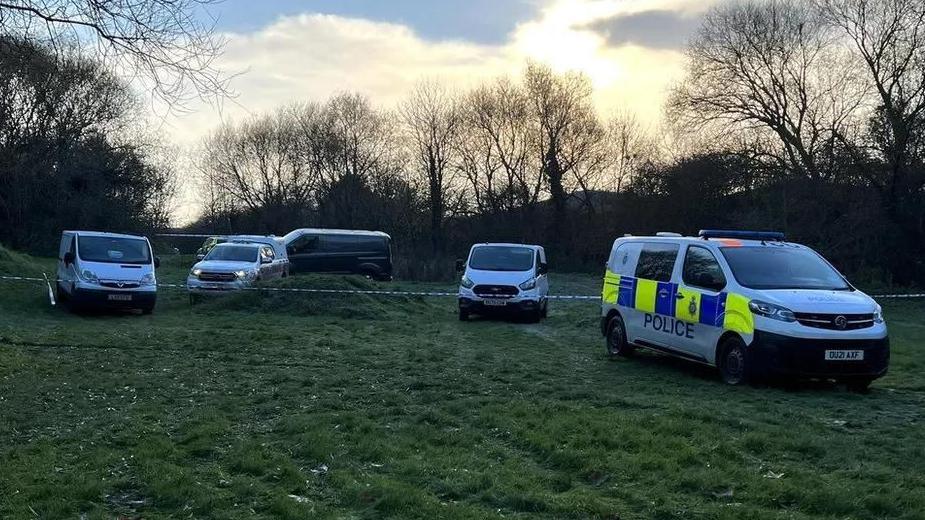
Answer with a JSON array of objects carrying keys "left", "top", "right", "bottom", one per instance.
[
  {"left": 844, "top": 378, "right": 873, "bottom": 393},
  {"left": 541, "top": 301, "right": 549, "bottom": 319},
  {"left": 458, "top": 307, "right": 469, "bottom": 321},
  {"left": 719, "top": 336, "right": 749, "bottom": 385},
  {"left": 141, "top": 305, "right": 154, "bottom": 315},
  {"left": 525, "top": 308, "right": 542, "bottom": 323},
  {"left": 189, "top": 294, "right": 198, "bottom": 306},
  {"left": 56, "top": 282, "right": 69, "bottom": 304},
  {"left": 605, "top": 314, "right": 633, "bottom": 358}
]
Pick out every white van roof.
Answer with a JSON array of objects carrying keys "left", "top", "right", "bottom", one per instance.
[
  {"left": 283, "top": 228, "right": 391, "bottom": 242},
  {"left": 472, "top": 243, "right": 543, "bottom": 250},
  {"left": 64, "top": 230, "right": 148, "bottom": 241}
]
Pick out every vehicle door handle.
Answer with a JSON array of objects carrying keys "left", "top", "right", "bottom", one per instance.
[{"left": 675, "top": 293, "right": 686, "bottom": 300}]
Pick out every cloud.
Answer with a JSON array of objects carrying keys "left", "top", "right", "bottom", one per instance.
[{"left": 584, "top": 9, "right": 704, "bottom": 49}]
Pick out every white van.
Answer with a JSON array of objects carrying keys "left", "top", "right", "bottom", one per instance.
[
  {"left": 457, "top": 243, "right": 549, "bottom": 322},
  {"left": 600, "top": 230, "right": 889, "bottom": 390},
  {"left": 56, "top": 231, "right": 159, "bottom": 313},
  {"left": 187, "top": 242, "right": 287, "bottom": 300}
]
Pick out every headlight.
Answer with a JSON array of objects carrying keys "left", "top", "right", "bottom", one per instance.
[
  {"left": 748, "top": 300, "right": 796, "bottom": 322},
  {"left": 460, "top": 276, "right": 474, "bottom": 289},
  {"left": 235, "top": 269, "right": 257, "bottom": 280},
  {"left": 141, "top": 273, "right": 156, "bottom": 286},
  {"left": 81, "top": 270, "right": 99, "bottom": 283},
  {"left": 519, "top": 278, "right": 537, "bottom": 290},
  {"left": 873, "top": 304, "right": 884, "bottom": 324},
  {"left": 190, "top": 268, "right": 202, "bottom": 277}
]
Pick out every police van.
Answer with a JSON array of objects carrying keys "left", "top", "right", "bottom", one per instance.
[{"left": 600, "top": 230, "right": 889, "bottom": 390}]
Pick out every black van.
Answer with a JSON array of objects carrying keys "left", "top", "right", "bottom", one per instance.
[{"left": 283, "top": 229, "right": 393, "bottom": 280}]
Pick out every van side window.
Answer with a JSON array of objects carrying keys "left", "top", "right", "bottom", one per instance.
[
  {"left": 609, "top": 244, "right": 628, "bottom": 270},
  {"left": 682, "top": 246, "right": 726, "bottom": 291},
  {"left": 323, "top": 235, "right": 356, "bottom": 252},
  {"left": 288, "top": 235, "right": 319, "bottom": 254},
  {"left": 635, "top": 243, "right": 679, "bottom": 282},
  {"left": 356, "top": 236, "right": 384, "bottom": 252}
]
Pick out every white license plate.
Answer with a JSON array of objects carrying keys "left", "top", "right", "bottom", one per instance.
[
  {"left": 107, "top": 294, "right": 132, "bottom": 302},
  {"left": 483, "top": 299, "right": 508, "bottom": 307},
  {"left": 825, "top": 350, "right": 864, "bottom": 361}
]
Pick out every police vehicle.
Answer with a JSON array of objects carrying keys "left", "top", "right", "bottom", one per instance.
[{"left": 600, "top": 230, "right": 889, "bottom": 390}]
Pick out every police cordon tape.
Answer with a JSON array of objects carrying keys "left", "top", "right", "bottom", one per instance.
[{"left": 0, "top": 274, "right": 923, "bottom": 301}]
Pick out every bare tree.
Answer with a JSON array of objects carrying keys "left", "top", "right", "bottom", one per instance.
[
  {"left": 323, "top": 92, "right": 396, "bottom": 187},
  {"left": 200, "top": 107, "right": 318, "bottom": 229},
  {"left": 524, "top": 62, "right": 605, "bottom": 217},
  {"left": 400, "top": 80, "right": 462, "bottom": 253},
  {"left": 816, "top": 0, "right": 925, "bottom": 198},
  {"left": 457, "top": 78, "right": 540, "bottom": 214},
  {"left": 0, "top": 0, "right": 228, "bottom": 106},
  {"left": 601, "top": 111, "right": 657, "bottom": 194},
  {"left": 669, "top": 0, "right": 866, "bottom": 180}
]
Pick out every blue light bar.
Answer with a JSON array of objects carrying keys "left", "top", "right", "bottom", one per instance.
[{"left": 698, "top": 229, "right": 785, "bottom": 241}]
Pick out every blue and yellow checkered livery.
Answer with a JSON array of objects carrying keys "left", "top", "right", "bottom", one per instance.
[{"left": 602, "top": 271, "right": 754, "bottom": 334}]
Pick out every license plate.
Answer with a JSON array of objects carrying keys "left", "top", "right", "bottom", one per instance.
[
  {"left": 825, "top": 350, "right": 864, "bottom": 361},
  {"left": 107, "top": 294, "right": 132, "bottom": 302},
  {"left": 483, "top": 299, "right": 508, "bottom": 307}
]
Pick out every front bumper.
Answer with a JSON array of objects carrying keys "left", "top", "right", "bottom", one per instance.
[
  {"left": 70, "top": 287, "right": 156, "bottom": 309},
  {"left": 748, "top": 330, "right": 889, "bottom": 379},
  {"left": 458, "top": 296, "right": 542, "bottom": 314},
  {"left": 186, "top": 277, "right": 249, "bottom": 293}
]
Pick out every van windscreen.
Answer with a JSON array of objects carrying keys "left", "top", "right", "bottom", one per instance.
[
  {"left": 720, "top": 247, "right": 850, "bottom": 290},
  {"left": 469, "top": 246, "right": 535, "bottom": 272},
  {"left": 78, "top": 236, "right": 151, "bottom": 264}
]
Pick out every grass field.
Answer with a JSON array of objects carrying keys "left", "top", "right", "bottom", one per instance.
[{"left": 1, "top": 251, "right": 924, "bottom": 519}]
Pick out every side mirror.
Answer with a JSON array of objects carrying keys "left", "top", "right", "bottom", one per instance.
[
  {"left": 455, "top": 259, "right": 465, "bottom": 272},
  {"left": 537, "top": 262, "right": 548, "bottom": 275},
  {"left": 196, "top": 254, "right": 205, "bottom": 261},
  {"left": 154, "top": 256, "right": 161, "bottom": 269},
  {"left": 63, "top": 252, "right": 75, "bottom": 265}
]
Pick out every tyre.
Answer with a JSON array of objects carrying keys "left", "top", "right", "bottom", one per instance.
[
  {"left": 458, "top": 307, "right": 469, "bottom": 321},
  {"left": 525, "top": 308, "right": 542, "bottom": 324},
  {"left": 844, "top": 378, "right": 873, "bottom": 393},
  {"left": 189, "top": 294, "right": 199, "bottom": 306},
  {"left": 605, "top": 314, "right": 633, "bottom": 358},
  {"left": 541, "top": 301, "right": 549, "bottom": 319},
  {"left": 56, "top": 282, "right": 69, "bottom": 304},
  {"left": 141, "top": 305, "right": 154, "bottom": 315},
  {"left": 719, "top": 336, "right": 749, "bottom": 385}
]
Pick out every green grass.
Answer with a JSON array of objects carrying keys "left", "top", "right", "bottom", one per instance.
[{"left": 1, "top": 251, "right": 924, "bottom": 519}]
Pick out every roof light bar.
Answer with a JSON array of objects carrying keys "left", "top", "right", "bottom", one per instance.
[{"left": 699, "top": 229, "right": 785, "bottom": 241}]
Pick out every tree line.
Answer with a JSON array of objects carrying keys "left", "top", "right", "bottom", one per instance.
[
  {"left": 195, "top": 0, "right": 925, "bottom": 285},
  {"left": 2, "top": 0, "right": 922, "bottom": 285}
]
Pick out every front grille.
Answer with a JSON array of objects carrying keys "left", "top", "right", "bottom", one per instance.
[
  {"left": 794, "top": 312, "right": 875, "bottom": 331},
  {"left": 100, "top": 281, "right": 140, "bottom": 289},
  {"left": 198, "top": 272, "right": 237, "bottom": 282},
  {"left": 473, "top": 284, "right": 518, "bottom": 298}
]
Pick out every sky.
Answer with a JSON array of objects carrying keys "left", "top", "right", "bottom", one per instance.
[{"left": 158, "top": 0, "right": 716, "bottom": 222}]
